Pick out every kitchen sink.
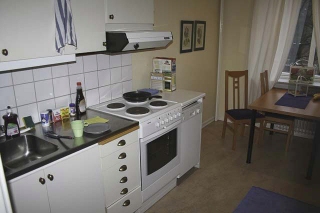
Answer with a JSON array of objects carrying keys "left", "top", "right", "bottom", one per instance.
[{"left": 0, "top": 135, "right": 58, "bottom": 169}]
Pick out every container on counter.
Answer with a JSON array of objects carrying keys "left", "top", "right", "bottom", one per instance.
[
  {"left": 47, "top": 109, "right": 53, "bottom": 123},
  {"left": 75, "top": 82, "right": 86, "bottom": 119},
  {"left": 69, "top": 103, "right": 76, "bottom": 117},
  {"left": 40, "top": 111, "right": 50, "bottom": 126},
  {"left": 2, "top": 106, "right": 20, "bottom": 139}
]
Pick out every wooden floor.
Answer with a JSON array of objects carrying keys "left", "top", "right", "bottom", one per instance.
[{"left": 146, "top": 121, "right": 320, "bottom": 213}]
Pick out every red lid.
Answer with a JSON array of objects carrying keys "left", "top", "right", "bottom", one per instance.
[{"left": 77, "top": 82, "right": 81, "bottom": 86}]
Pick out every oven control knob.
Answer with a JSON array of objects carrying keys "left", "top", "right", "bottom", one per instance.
[
  {"left": 173, "top": 114, "right": 177, "bottom": 119},
  {"left": 178, "top": 112, "right": 181, "bottom": 117},
  {"left": 161, "top": 120, "right": 165, "bottom": 125},
  {"left": 155, "top": 122, "right": 160, "bottom": 127},
  {"left": 169, "top": 116, "right": 173, "bottom": 121},
  {"left": 196, "top": 109, "right": 200, "bottom": 114},
  {"left": 165, "top": 118, "right": 169, "bottom": 123}
]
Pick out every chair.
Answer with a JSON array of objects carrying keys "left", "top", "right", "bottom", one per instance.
[
  {"left": 258, "top": 70, "right": 295, "bottom": 152},
  {"left": 221, "top": 70, "right": 265, "bottom": 150}
]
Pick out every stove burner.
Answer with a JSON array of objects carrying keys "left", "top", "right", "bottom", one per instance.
[
  {"left": 106, "top": 103, "right": 125, "bottom": 111},
  {"left": 126, "top": 107, "right": 150, "bottom": 116},
  {"left": 150, "top": 101, "right": 167, "bottom": 107}
]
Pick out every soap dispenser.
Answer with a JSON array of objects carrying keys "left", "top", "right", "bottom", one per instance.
[{"left": 2, "top": 106, "right": 20, "bottom": 139}]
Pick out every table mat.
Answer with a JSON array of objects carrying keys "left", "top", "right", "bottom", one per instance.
[
  {"left": 84, "top": 116, "right": 109, "bottom": 126},
  {"left": 275, "top": 92, "right": 311, "bottom": 109}
]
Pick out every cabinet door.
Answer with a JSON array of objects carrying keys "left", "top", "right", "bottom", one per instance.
[
  {"left": 8, "top": 170, "right": 51, "bottom": 213},
  {"left": 105, "top": 0, "right": 154, "bottom": 24},
  {"left": 65, "top": 0, "right": 106, "bottom": 54},
  {"left": 44, "top": 145, "right": 105, "bottom": 213},
  {"left": 0, "top": 0, "right": 58, "bottom": 62}
]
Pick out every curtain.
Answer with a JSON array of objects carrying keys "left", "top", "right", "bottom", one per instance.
[
  {"left": 313, "top": 0, "right": 320, "bottom": 59},
  {"left": 248, "top": 0, "right": 284, "bottom": 104}
]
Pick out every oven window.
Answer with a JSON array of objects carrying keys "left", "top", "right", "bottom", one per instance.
[{"left": 147, "top": 128, "right": 177, "bottom": 175}]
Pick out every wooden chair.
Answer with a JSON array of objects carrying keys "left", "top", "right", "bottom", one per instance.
[
  {"left": 258, "top": 70, "right": 295, "bottom": 152},
  {"left": 221, "top": 70, "right": 265, "bottom": 150}
]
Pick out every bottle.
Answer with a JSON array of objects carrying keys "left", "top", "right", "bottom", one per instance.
[
  {"left": 2, "top": 106, "right": 20, "bottom": 139},
  {"left": 75, "top": 82, "right": 86, "bottom": 119},
  {"left": 69, "top": 103, "right": 76, "bottom": 117}
]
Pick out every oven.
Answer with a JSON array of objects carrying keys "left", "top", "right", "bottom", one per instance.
[{"left": 140, "top": 122, "right": 180, "bottom": 191}]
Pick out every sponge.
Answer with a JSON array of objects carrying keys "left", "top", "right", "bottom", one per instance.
[{"left": 22, "top": 116, "right": 35, "bottom": 129}]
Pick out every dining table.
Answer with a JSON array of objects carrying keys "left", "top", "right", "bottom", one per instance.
[{"left": 246, "top": 88, "right": 320, "bottom": 179}]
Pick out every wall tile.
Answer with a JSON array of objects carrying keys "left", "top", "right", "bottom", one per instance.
[
  {"left": 38, "top": 99, "right": 55, "bottom": 113},
  {"left": 69, "top": 74, "right": 85, "bottom": 93},
  {"left": 68, "top": 56, "right": 83, "bottom": 75},
  {"left": 0, "top": 86, "right": 16, "bottom": 110},
  {"left": 121, "top": 65, "right": 132, "bottom": 81},
  {"left": 14, "top": 83, "right": 36, "bottom": 106},
  {"left": 111, "top": 67, "right": 122, "bottom": 84},
  {"left": 84, "top": 71, "right": 98, "bottom": 90},
  {"left": 0, "top": 73, "right": 13, "bottom": 88},
  {"left": 18, "top": 103, "right": 40, "bottom": 125},
  {"left": 33, "top": 67, "right": 52, "bottom": 81},
  {"left": 110, "top": 55, "right": 121, "bottom": 68},
  {"left": 12, "top": 70, "right": 33, "bottom": 85},
  {"left": 121, "top": 54, "right": 132, "bottom": 66},
  {"left": 83, "top": 55, "right": 97, "bottom": 73},
  {"left": 35, "top": 80, "right": 54, "bottom": 101},
  {"left": 99, "top": 86, "right": 111, "bottom": 103},
  {"left": 97, "top": 54, "right": 110, "bottom": 70},
  {"left": 122, "top": 81, "right": 133, "bottom": 93},
  {"left": 55, "top": 95, "right": 71, "bottom": 108},
  {"left": 52, "top": 64, "right": 69, "bottom": 78},
  {"left": 98, "top": 69, "right": 111, "bottom": 87},
  {"left": 86, "top": 89, "right": 99, "bottom": 107},
  {"left": 111, "top": 83, "right": 122, "bottom": 99},
  {"left": 53, "top": 76, "right": 70, "bottom": 97}
]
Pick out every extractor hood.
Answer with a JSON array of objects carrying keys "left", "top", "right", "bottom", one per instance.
[{"left": 105, "top": 31, "right": 173, "bottom": 53}]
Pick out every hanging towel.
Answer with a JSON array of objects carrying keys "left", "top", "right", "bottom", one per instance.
[{"left": 54, "top": 0, "right": 77, "bottom": 53}]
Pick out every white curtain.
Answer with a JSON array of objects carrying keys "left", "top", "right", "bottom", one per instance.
[
  {"left": 313, "top": 0, "right": 320, "bottom": 57},
  {"left": 248, "top": 0, "right": 284, "bottom": 104}
]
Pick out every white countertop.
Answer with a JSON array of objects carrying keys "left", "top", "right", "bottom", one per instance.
[{"left": 160, "top": 89, "right": 205, "bottom": 107}]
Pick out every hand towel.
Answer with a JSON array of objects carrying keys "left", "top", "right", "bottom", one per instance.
[{"left": 84, "top": 116, "right": 109, "bottom": 126}]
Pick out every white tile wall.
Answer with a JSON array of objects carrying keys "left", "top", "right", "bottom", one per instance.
[{"left": 0, "top": 54, "right": 132, "bottom": 126}]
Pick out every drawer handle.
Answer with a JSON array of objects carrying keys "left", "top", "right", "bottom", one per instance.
[
  {"left": 2, "top": 49, "right": 8, "bottom": 56},
  {"left": 123, "top": 200, "right": 130, "bottom": 207},
  {"left": 39, "top": 177, "right": 46, "bottom": 185},
  {"left": 119, "top": 165, "right": 127, "bottom": 172},
  {"left": 120, "top": 176, "right": 128, "bottom": 183},
  {"left": 118, "top": 152, "right": 127, "bottom": 159},
  {"left": 117, "top": 140, "right": 126, "bottom": 146},
  {"left": 120, "top": 188, "right": 128, "bottom": 195}
]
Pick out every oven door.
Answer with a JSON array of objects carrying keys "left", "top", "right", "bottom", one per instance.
[{"left": 140, "top": 123, "right": 180, "bottom": 190}]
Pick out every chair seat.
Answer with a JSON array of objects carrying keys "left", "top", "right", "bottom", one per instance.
[{"left": 226, "top": 109, "right": 265, "bottom": 120}]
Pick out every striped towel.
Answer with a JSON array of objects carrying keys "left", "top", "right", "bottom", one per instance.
[{"left": 54, "top": 0, "right": 77, "bottom": 53}]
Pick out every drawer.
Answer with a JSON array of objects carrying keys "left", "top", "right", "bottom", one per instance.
[
  {"left": 102, "top": 156, "right": 140, "bottom": 206},
  {"left": 101, "top": 141, "right": 139, "bottom": 171},
  {"left": 106, "top": 187, "right": 142, "bottom": 213},
  {"left": 99, "top": 130, "right": 138, "bottom": 158}
]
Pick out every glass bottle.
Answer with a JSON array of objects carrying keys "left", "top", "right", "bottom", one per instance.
[{"left": 2, "top": 106, "right": 20, "bottom": 139}]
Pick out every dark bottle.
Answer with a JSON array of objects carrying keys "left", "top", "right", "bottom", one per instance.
[
  {"left": 2, "top": 106, "right": 20, "bottom": 139},
  {"left": 75, "top": 82, "right": 86, "bottom": 119}
]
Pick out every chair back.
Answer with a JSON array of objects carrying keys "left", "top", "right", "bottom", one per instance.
[
  {"left": 225, "top": 70, "right": 248, "bottom": 111},
  {"left": 260, "top": 70, "right": 269, "bottom": 95}
]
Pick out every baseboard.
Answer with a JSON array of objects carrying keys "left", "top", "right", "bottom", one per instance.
[{"left": 202, "top": 117, "right": 215, "bottom": 128}]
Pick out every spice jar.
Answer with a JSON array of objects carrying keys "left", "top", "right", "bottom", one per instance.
[{"left": 69, "top": 103, "right": 76, "bottom": 117}]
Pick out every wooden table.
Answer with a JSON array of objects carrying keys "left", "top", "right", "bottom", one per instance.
[{"left": 247, "top": 88, "right": 320, "bottom": 179}]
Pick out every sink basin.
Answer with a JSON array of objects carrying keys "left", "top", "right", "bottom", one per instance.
[{"left": 0, "top": 135, "right": 58, "bottom": 169}]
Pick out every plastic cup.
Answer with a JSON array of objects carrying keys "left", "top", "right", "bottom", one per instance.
[{"left": 71, "top": 120, "right": 84, "bottom": 137}]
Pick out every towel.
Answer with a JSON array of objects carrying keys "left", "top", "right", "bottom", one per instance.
[
  {"left": 54, "top": 0, "right": 77, "bottom": 53},
  {"left": 84, "top": 116, "right": 109, "bottom": 126}
]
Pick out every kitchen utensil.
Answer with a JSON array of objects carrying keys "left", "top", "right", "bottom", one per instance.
[
  {"left": 83, "top": 123, "right": 110, "bottom": 135},
  {"left": 137, "top": 88, "right": 159, "bottom": 95},
  {"left": 45, "top": 132, "right": 74, "bottom": 139},
  {"left": 123, "top": 91, "right": 162, "bottom": 102},
  {"left": 71, "top": 120, "right": 84, "bottom": 137}
]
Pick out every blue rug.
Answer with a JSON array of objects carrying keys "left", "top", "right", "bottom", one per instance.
[{"left": 233, "top": 187, "right": 320, "bottom": 213}]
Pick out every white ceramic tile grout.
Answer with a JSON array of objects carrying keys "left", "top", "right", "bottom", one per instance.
[{"left": 0, "top": 54, "right": 132, "bottom": 124}]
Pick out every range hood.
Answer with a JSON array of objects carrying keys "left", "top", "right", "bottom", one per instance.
[{"left": 105, "top": 31, "right": 173, "bottom": 53}]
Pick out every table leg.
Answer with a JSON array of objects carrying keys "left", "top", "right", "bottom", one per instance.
[
  {"left": 246, "top": 109, "right": 257, "bottom": 164},
  {"left": 306, "top": 121, "right": 320, "bottom": 180}
]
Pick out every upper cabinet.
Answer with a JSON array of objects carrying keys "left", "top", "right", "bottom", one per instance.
[{"left": 0, "top": 0, "right": 59, "bottom": 62}]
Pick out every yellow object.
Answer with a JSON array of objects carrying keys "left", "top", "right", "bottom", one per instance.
[
  {"left": 313, "top": 93, "right": 320, "bottom": 101},
  {"left": 84, "top": 116, "right": 109, "bottom": 126},
  {"left": 60, "top": 107, "right": 70, "bottom": 120}
]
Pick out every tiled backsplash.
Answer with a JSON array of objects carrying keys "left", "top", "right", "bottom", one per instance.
[{"left": 0, "top": 53, "right": 132, "bottom": 126}]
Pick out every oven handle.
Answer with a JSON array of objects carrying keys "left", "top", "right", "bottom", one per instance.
[{"left": 140, "top": 120, "right": 181, "bottom": 144}]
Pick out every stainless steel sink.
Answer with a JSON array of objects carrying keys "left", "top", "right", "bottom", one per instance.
[{"left": 0, "top": 135, "right": 58, "bottom": 169}]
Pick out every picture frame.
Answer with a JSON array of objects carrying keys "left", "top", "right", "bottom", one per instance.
[
  {"left": 289, "top": 66, "right": 314, "bottom": 83},
  {"left": 194, "top": 21, "right": 206, "bottom": 51},
  {"left": 180, "top": 21, "right": 194, "bottom": 53}
]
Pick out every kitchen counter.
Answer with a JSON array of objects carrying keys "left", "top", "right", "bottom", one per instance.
[
  {"left": 160, "top": 89, "right": 206, "bottom": 106},
  {"left": 1, "top": 109, "right": 139, "bottom": 180}
]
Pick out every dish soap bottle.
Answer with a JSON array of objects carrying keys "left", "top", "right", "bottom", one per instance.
[
  {"left": 75, "top": 82, "right": 86, "bottom": 119},
  {"left": 2, "top": 106, "right": 20, "bottom": 139}
]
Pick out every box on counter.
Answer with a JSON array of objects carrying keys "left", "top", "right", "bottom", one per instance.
[
  {"left": 153, "top": 57, "right": 176, "bottom": 73},
  {"left": 164, "top": 73, "right": 176, "bottom": 92},
  {"left": 150, "top": 72, "right": 164, "bottom": 91}
]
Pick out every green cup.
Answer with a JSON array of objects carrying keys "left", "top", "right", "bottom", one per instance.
[{"left": 71, "top": 120, "right": 84, "bottom": 137}]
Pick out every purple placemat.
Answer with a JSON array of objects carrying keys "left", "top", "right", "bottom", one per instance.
[{"left": 275, "top": 92, "right": 312, "bottom": 109}]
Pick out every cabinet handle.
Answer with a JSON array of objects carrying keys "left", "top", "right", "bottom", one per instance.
[
  {"left": 117, "top": 140, "right": 126, "bottom": 146},
  {"left": 122, "top": 200, "right": 130, "bottom": 207},
  {"left": 134, "top": 43, "right": 139, "bottom": 50},
  {"left": 118, "top": 152, "right": 127, "bottom": 159},
  {"left": 2, "top": 49, "right": 8, "bottom": 56},
  {"left": 47, "top": 174, "right": 54, "bottom": 181},
  {"left": 39, "top": 178, "right": 46, "bottom": 185},
  {"left": 120, "top": 176, "right": 128, "bottom": 183},
  {"left": 103, "top": 42, "right": 107, "bottom": 47},
  {"left": 109, "top": 14, "right": 114, "bottom": 19},
  {"left": 120, "top": 188, "right": 128, "bottom": 195},
  {"left": 119, "top": 165, "right": 127, "bottom": 172}
]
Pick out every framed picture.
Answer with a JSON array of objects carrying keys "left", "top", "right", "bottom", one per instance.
[
  {"left": 194, "top": 21, "right": 206, "bottom": 51},
  {"left": 180, "top": 21, "right": 194, "bottom": 53},
  {"left": 289, "top": 66, "right": 314, "bottom": 83}
]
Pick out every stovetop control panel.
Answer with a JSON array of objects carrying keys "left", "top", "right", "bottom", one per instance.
[{"left": 140, "top": 106, "right": 182, "bottom": 138}]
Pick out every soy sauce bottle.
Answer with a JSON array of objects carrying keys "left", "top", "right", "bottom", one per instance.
[
  {"left": 75, "top": 82, "right": 86, "bottom": 119},
  {"left": 3, "top": 106, "right": 20, "bottom": 139}
]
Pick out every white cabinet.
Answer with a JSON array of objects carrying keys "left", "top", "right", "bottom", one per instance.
[
  {"left": 8, "top": 145, "right": 105, "bottom": 213},
  {"left": 0, "top": 0, "right": 59, "bottom": 62}
]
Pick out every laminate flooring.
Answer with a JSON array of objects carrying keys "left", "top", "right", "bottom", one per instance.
[{"left": 146, "top": 121, "right": 320, "bottom": 213}]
